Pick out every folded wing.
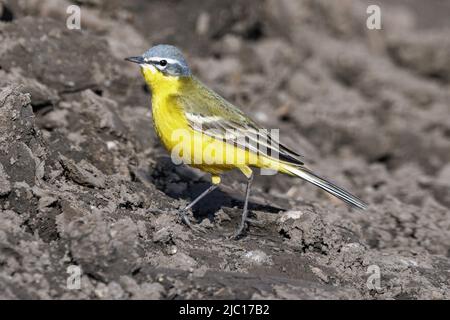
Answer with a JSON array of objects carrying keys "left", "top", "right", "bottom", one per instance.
[{"left": 174, "top": 79, "right": 304, "bottom": 166}]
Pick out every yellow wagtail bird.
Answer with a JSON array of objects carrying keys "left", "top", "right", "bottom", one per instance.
[{"left": 126, "top": 44, "right": 367, "bottom": 238}]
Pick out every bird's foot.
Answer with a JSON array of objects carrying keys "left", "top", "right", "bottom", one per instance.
[
  {"left": 178, "top": 209, "right": 194, "bottom": 227},
  {"left": 231, "top": 226, "right": 246, "bottom": 240},
  {"left": 230, "top": 217, "right": 262, "bottom": 240},
  {"left": 230, "top": 219, "right": 250, "bottom": 240},
  {"left": 178, "top": 209, "right": 204, "bottom": 233}
]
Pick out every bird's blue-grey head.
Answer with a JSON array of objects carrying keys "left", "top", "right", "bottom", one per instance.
[{"left": 125, "top": 44, "right": 191, "bottom": 77}]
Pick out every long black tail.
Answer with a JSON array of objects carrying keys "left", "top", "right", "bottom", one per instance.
[{"left": 285, "top": 166, "right": 367, "bottom": 210}]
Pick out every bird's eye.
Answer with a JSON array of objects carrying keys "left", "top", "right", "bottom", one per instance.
[{"left": 159, "top": 60, "right": 167, "bottom": 67}]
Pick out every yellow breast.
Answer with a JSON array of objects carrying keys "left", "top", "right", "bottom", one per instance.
[{"left": 141, "top": 66, "right": 187, "bottom": 148}]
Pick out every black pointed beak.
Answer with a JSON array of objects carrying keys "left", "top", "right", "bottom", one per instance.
[{"left": 125, "top": 56, "right": 145, "bottom": 64}]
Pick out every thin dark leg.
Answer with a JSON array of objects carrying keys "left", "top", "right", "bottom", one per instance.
[
  {"left": 233, "top": 173, "right": 254, "bottom": 238},
  {"left": 179, "top": 184, "right": 218, "bottom": 227}
]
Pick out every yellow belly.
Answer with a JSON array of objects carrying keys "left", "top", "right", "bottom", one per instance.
[{"left": 152, "top": 95, "right": 243, "bottom": 175}]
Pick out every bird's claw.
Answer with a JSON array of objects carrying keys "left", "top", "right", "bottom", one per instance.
[
  {"left": 178, "top": 209, "right": 194, "bottom": 227},
  {"left": 231, "top": 228, "right": 246, "bottom": 240},
  {"left": 178, "top": 209, "right": 205, "bottom": 234},
  {"left": 229, "top": 217, "right": 262, "bottom": 239},
  {"left": 230, "top": 218, "right": 252, "bottom": 240}
]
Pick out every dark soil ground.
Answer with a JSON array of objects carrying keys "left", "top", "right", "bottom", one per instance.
[{"left": 1, "top": 0, "right": 449, "bottom": 299}]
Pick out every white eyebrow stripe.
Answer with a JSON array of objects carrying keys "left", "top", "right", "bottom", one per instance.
[{"left": 144, "top": 57, "right": 180, "bottom": 65}]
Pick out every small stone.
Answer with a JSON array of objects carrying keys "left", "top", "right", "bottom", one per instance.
[
  {"left": 278, "top": 210, "right": 304, "bottom": 223},
  {"left": 242, "top": 250, "right": 272, "bottom": 266},
  {"left": 167, "top": 245, "right": 178, "bottom": 255},
  {"left": 106, "top": 141, "right": 118, "bottom": 150}
]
